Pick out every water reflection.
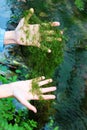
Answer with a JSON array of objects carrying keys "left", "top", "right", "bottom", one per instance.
[{"left": 0, "top": 0, "right": 11, "bottom": 29}]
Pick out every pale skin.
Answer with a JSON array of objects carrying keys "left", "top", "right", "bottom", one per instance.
[
  {"left": 4, "top": 8, "right": 60, "bottom": 53},
  {"left": 1, "top": 8, "right": 60, "bottom": 113},
  {"left": 0, "top": 76, "right": 56, "bottom": 113}
]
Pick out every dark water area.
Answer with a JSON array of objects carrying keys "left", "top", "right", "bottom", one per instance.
[{"left": 50, "top": 2, "right": 87, "bottom": 130}]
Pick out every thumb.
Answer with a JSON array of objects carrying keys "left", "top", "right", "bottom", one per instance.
[{"left": 24, "top": 8, "right": 34, "bottom": 23}]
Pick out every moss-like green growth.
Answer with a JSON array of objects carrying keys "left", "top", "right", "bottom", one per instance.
[
  {"left": 22, "top": 10, "right": 64, "bottom": 78},
  {"left": 30, "top": 78, "right": 43, "bottom": 100},
  {"left": 7, "top": 2, "right": 65, "bottom": 129}
]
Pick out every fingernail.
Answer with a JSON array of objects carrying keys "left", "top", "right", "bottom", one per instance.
[
  {"left": 49, "top": 79, "right": 53, "bottom": 82},
  {"left": 58, "top": 38, "right": 62, "bottom": 41},
  {"left": 30, "top": 8, "right": 34, "bottom": 14},
  {"left": 34, "top": 109, "right": 37, "bottom": 113},
  {"left": 42, "top": 76, "right": 45, "bottom": 79},
  {"left": 51, "top": 22, "right": 60, "bottom": 26},
  {"left": 60, "top": 30, "right": 64, "bottom": 34},
  {"left": 53, "top": 95, "right": 56, "bottom": 99},
  {"left": 54, "top": 87, "right": 57, "bottom": 90},
  {"left": 48, "top": 49, "right": 51, "bottom": 53}
]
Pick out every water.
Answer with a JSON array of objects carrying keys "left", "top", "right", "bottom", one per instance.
[
  {"left": 0, "top": 0, "right": 11, "bottom": 29},
  {"left": 0, "top": 0, "right": 11, "bottom": 60},
  {"left": 1, "top": 1, "right": 87, "bottom": 130}
]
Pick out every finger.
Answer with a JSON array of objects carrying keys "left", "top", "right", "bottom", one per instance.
[
  {"left": 43, "top": 30, "right": 55, "bottom": 37},
  {"left": 41, "top": 87, "right": 56, "bottom": 93},
  {"left": 32, "top": 76, "right": 45, "bottom": 82},
  {"left": 45, "top": 30, "right": 55, "bottom": 35},
  {"left": 41, "top": 31, "right": 55, "bottom": 41},
  {"left": 17, "top": 18, "right": 25, "bottom": 30},
  {"left": 41, "top": 21, "right": 60, "bottom": 28},
  {"left": 43, "top": 30, "right": 63, "bottom": 37},
  {"left": 41, "top": 94, "right": 56, "bottom": 100},
  {"left": 39, "top": 79, "right": 52, "bottom": 86},
  {"left": 40, "top": 44, "right": 51, "bottom": 53},
  {"left": 29, "top": 94, "right": 56, "bottom": 100},
  {"left": 24, "top": 8, "right": 34, "bottom": 23},
  {"left": 51, "top": 22, "right": 60, "bottom": 27},
  {"left": 22, "top": 100, "right": 37, "bottom": 113},
  {"left": 24, "top": 76, "right": 45, "bottom": 86},
  {"left": 46, "top": 37, "right": 62, "bottom": 42}
]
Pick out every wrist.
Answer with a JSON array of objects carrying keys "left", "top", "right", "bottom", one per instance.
[
  {"left": 0, "top": 83, "right": 14, "bottom": 98},
  {"left": 4, "top": 31, "right": 16, "bottom": 45}
]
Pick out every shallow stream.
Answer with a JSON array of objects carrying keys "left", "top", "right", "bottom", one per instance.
[{"left": 0, "top": 0, "right": 11, "bottom": 29}]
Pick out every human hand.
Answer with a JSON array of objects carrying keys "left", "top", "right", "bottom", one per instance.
[
  {"left": 11, "top": 76, "right": 56, "bottom": 113},
  {"left": 15, "top": 8, "right": 60, "bottom": 53}
]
